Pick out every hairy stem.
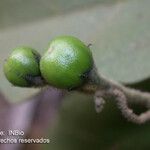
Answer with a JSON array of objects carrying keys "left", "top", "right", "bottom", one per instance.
[
  {"left": 81, "top": 67, "right": 150, "bottom": 107},
  {"left": 80, "top": 66, "right": 150, "bottom": 124}
]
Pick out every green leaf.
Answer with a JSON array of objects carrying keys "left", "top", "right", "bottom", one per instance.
[
  {"left": 0, "top": 0, "right": 149, "bottom": 102},
  {"left": 0, "top": 0, "right": 119, "bottom": 29},
  {"left": 93, "top": 0, "right": 150, "bottom": 83},
  {"left": 44, "top": 92, "right": 150, "bottom": 150}
]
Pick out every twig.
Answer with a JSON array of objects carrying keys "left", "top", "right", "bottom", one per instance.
[{"left": 80, "top": 66, "right": 150, "bottom": 124}]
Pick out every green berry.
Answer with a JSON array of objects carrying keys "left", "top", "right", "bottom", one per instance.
[
  {"left": 40, "top": 36, "right": 93, "bottom": 89},
  {"left": 3, "top": 47, "right": 41, "bottom": 87}
]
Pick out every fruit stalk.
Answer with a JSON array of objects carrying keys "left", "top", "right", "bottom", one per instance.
[{"left": 80, "top": 66, "right": 150, "bottom": 124}]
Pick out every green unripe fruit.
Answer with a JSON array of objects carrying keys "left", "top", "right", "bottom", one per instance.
[
  {"left": 40, "top": 36, "right": 93, "bottom": 89},
  {"left": 4, "top": 47, "right": 41, "bottom": 87}
]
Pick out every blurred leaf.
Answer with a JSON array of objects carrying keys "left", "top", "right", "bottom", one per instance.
[
  {"left": 125, "top": 77, "right": 150, "bottom": 92},
  {"left": 0, "top": 0, "right": 150, "bottom": 102},
  {"left": 93, "top": 0, "right": 150, "bottom": 83},
  {"left": 0, "top": 0, "right": 121, "bottom": 29},
  {"left": 44, "top": 92, "right": 150, "bottom": 150}
]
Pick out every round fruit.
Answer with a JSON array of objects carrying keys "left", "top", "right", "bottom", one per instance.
[
  {"left": 40, "top": 35, "right": 93, "bottom": 89},
  {"left": 3, "top": 47, "right": 41, "bottom": 87}
]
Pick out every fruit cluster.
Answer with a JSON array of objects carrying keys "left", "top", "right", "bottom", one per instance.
[{"left": 4, "top": 36, "right": 93, "bottom": 89}]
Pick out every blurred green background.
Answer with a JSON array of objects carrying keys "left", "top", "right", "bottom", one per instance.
[{"left": 0, "top": 0, "right": 150, "bottom": 149}]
